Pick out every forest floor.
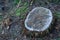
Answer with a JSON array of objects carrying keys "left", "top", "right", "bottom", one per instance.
[{"left": 0, "top": 0, "right": 60, "bottom": 40}]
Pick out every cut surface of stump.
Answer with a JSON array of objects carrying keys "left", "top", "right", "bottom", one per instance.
[{"left": 25, "top": 7, "right": 53, "bottom": 32}]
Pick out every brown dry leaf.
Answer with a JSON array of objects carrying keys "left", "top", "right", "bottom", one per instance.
[
  {"left": 35, "top": 33, "right": 38, "bottom": 36},
  {"left": 2, "top": 18, "right": 12, "bottom": 29},
  {"left": 55, "top": 27, "right": 59, "bottom": 30},
  {"left": 4, "top": 18, "right": 11, "bottom": 26},
  {"left": 50, "top": 34, "right": 53, "bottom": 37}
]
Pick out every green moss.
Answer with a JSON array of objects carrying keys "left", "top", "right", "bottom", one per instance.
[
  {"left": 48, "top": 0, "right": 60, "bottom": 4},
  {"left": 56, "top": 38, "right": 60, "bottom": 40},
  {"left": 15, "top": 2, "right": 28, "bottom": 19},
  {"left": 54, "top": 11, "right": 60, "bottom": 18},
  {"left": 14, "top": 0, "right": 20, "bottom": 5}
]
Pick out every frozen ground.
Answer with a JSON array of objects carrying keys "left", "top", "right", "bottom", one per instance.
[{"left": 0, "top": 0, "right": 60, "bottom": 40}]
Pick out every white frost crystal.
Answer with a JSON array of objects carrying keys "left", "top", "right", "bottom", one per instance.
[{"left": 24, "top": 7, "right": 53, "bottom": 32}]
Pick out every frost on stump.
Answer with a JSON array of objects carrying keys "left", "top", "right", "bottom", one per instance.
[{"left": 25, "top": 7, "right": 53, "bottom": 32}]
